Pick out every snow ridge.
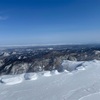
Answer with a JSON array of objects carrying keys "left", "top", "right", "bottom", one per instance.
[
  {"left": 0, "top": 60, "right": 100, "bottom": 100},
  {"left": 0, "top": 60, "right": 98, "bottom": 85}
]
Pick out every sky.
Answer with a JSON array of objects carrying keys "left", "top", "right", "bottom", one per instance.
[{"left": 0, "top": 0, "right": 100, "bottom": 46}]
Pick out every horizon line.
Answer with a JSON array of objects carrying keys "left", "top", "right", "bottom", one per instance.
[{"left": 0, "top": 43, "right": 100, "bottom": 48}]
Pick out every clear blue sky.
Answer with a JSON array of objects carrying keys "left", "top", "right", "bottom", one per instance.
[{"left": 0, "top": 0, "right": 100, "bottom": 45}]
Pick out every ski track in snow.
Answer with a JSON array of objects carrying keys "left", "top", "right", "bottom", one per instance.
[
  {"left": 65, "top": 80, "right": 100, "bottom": 100},
  {"left": 79, "top": 92, "right": 100, "bottom": 100}
]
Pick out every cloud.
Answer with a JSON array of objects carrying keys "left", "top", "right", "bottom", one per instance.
[{"left": 0, "top": 16, "right": 8, "bottom": 20}]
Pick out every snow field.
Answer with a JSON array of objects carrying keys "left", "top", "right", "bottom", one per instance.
[{"left": 0, "top": 60, "right": 100, "bottom": 100}]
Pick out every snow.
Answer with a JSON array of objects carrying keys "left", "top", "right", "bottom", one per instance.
[
  {"left": 3, "top": 52, "right": 10, "bottom": 57},
  {"left": 48, "top": 48, "right": 53, "bottom": 50},
  {"left": 24, "top": 73, "right": 38, "bottom": 80},
  {"left": 1, "top": 75, "right": 23, "bottom": 85},
  {"left": 0, "top": 60, "right": 100, "bottom": 100},
  {"left": 79, "top": 92, "right": 100, "bottom": 100},
  {"left": 51, "top": 70, "right": 60, "bottom": 75},
  {"left": 43, "top": 71, "right": 51, "bottom": 77},
  {"left": 62, "top": 60, "right": 84, "bottom": 71},
  {"left": 76, "top": 66, "right": 86, "bottom": 71},
  {"left": 12, "top": 52, "right": 16, "bottom": 55},
  {"left": 94, "top": 50, "right": 100, "bottom": 55}
]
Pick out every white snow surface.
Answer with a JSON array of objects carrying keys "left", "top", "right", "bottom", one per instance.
[
  {"left": 1, "top": 75, "right": 23, "bottom": 85},
  {"left": 0, "top": 60, "right": 100, "bottom": 100}
]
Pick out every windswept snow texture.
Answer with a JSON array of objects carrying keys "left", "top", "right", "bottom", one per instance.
[{"left": 0, "top": 60, "right": 100, "bottom": 100}]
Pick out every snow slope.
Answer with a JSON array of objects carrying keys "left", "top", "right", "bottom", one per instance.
[{"left": 0, "top": 60, "right": 100, "bottom": 100}]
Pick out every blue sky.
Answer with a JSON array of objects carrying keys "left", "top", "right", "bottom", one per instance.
[{"left": 0, "top": 0, "right": 100, "bottom": 45}]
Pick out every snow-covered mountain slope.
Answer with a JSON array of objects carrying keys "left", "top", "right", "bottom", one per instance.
[{"left": 0, "top": 60, "right": 100, "bottom": 100}]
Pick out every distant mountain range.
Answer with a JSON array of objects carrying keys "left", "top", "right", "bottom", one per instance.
[{"left": 0, "top": 44, "right": 100, "bottom": 75}]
